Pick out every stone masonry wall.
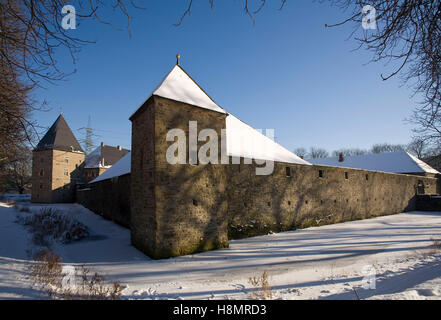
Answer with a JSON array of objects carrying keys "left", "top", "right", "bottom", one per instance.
[
  {"left": 76, "top": 173, "right": 131, "bottom": 228},
  {"left": 31, "top": 150, "right": 53, "bottom": 203},
  {"left": 32, "top": 149, "right": 84, "bottom": 203},
  {"left": 51, "top": 150, "right": 84, "bottom": 203},
  {"left": 78, "top": 96, "right": 439, "bottom": 259},
  {"left": 226, "top": 161, "right": 437, "bottom": 239},
  {"left": 130, "top": 97, "right": 157, "bottom": 257}
]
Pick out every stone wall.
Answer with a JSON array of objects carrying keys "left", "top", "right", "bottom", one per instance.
[
  {"left": 32, "top": 149, "right": 84, "bottom": 203},
  {"left": 416, "top": 194, "right": 441, "bottom": 211},
  {"left": 31, "top": 150, "right": 53, "bottom": 203},
  {"left": 77, "top": 96, "right": 439, "bottom": 259},
  {"left": 76, "top": 173, "right": 131, "bottom": 228},
  {"left": 130, "top": 97, "right": 157, "bottom": 257},
  {"left": 226, "top": 161, "right": 437, "bottom": 239},
  {"left": 51, "top": 150, "right": 84, "bottom": 203}
]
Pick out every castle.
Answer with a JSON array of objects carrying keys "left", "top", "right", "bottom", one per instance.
[
  {"left": 31, "top": 115, "right": 128, "bottom": 203},
  {"left": 33, "top": 62, "right": 440, "bottom": 259}
]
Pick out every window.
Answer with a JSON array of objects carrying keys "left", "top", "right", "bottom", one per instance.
[
  {"left": 39, "top": 184, "right": 43, "bottom": 189},
  {"left": 286, "top": 167, "right": 291, "bottom": 177},
  {"left": 192, "top": 199, "right": 198, "bottom": 206},
  {"left": 64, "top": 169, "right": 69, "bottom": 176},
  {"left": 365, "top": 174, "right": 369, "bottom": 181},
  {"left": 319, "top": 170, "right": 323, "bottom": 178},
  {"left": 345, "top": 172, "right": 348, "bottom": 180},
  {"left": 39, "top": 169, "right": 44, "bottom": 176},
  {"left": 64, "top": 157, "right": 69, "bottom": 163}
]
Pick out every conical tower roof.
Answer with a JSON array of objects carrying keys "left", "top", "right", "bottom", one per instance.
[{"left": 35, "top": 114, "right": 84, "bottom": 153}]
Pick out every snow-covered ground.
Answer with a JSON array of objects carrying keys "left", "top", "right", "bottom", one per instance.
[{"left": 1, "top": 200, "right": 441, "bottom": 300}]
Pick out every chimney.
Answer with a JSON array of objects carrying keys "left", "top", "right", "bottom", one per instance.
[
  {"left": 101, "top": 142, "right": 105, "bottom": 147},
  {"left": 101, "top": 157, "right": 105, "bottom": 167},
  {"left": 338, "top": 153, "right": 344, "bottom": 162},
  {"left": 117, "top": 145, "right": 122, "bottom": 151}
]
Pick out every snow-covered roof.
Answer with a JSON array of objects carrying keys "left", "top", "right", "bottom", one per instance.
[
  {"left": 35, "top": 114, "right": 84, "bottom": 153},
  {"left": 84, "top": 144, "right": 130, "bottom": 169},
  {"left": 84, "top": 145, "right": 105, "bottom": 169},
  {"left": 131, "top": 65, "right": 227, "bottom": 118},
  {"left": 308, "top": 152, "right": 440, "bottom": 174},
  {"left": 226, "top": 114, "right": 310, "bottom": 165},
  {"left": 89, "top": 152, "right": 131, "bottom": 183}
]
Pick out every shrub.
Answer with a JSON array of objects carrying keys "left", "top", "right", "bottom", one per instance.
[
  {"left": 248, "top": 270, "right": 272, "bottom": 300},
  {"left": 29, "top": 249, "right": 122, "bottom": 300},
  {"left": 18, "top": 207, "right": 89, "bottom": 246}
]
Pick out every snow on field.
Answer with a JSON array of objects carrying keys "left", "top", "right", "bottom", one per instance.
[{"left": 1, "top": 200, "right": 441, "bottom": 300}]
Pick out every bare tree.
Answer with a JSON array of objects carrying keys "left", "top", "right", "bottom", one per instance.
[
  {"left": 177, "top": 1, "right": 440, "bottom": 148},
  {"left": 370, "top": 143, "right": 406, "bottom": 154},
  {"left": 406, "top": 138, "right": 428, "bottom": 159},
  {"left": 0, "top": 1, "right": 144, "bottom": 86},
  {"left": 331, "top": 148, "right": 367, "bottom": 157},
  {"left": 293, "top": 147, "right": 307, "bottom": 159},
  {"left": 308, "top": 147, "right": 329, "bottom": 159},
  {"left": 0, "top": 146, "right": 32, "bottom": 193}
]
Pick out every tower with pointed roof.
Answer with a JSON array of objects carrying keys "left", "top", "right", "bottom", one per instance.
[
  {"left": 128, "top": 59, "right": 312, "bottom": 258},
  {"left": 31, "top": 114, "right": 85, "bottom": 203},
  {"left": 129, "top": 63, "right": 230, "bottom": 258}
]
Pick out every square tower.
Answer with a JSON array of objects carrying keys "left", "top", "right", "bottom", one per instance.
[
  {"left": 129, "top": 65, "right": 229, "bottom": 259},
  {"left": 31, "top": 114, "right": 85, "bottom": 203}
]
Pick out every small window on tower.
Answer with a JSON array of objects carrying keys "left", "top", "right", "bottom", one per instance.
[
  {"left": 39, "top": 169, "right": 44, "bottom": 176},
  {"left": 64, "top": 169, "right": 68, "bottom": 176},
  {"left": 39, "top": 184, "right": 43, "bottom": 189},
  {"left": 64, "top": 157, "right": 69, "bottom": 163},
  {"left": 286, "top": 167, "right": 291, "bottom": 177}
]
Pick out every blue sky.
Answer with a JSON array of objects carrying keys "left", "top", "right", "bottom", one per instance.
[{"left": 34, "top": 0, "right": 417, "bottom": 153}]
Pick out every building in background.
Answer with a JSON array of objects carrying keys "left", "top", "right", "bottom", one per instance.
[
  {"left": 31, "top": 115, "right": 130, "bottom": 203},
  {"left": 83, "top": 142, "right": 130, "bottom": 183},
  {"left": 31, "top": 114, "right": 85, "bottom": 203},
  {"left": 307, "top": 152, "right": 440, "bottom": 178}
]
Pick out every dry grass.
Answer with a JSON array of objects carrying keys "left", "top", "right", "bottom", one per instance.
[
  {"left": 248, "top": 270, "right": 272, "bottom": 300},
  {"left": 432, "top": 238, "right": 441, "bottom": 250},
  {"left": 30, "top": 249, "right": 123, "bottom": 300},
  {"left": 5, "top": 199, "right": 16, "bottom": 206},
  {"left": 430, "top": 238, "right": 441, "bottom": 255},
  {"left": 17, "top": 207, "right": 89, "bottom": 246}
]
